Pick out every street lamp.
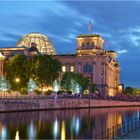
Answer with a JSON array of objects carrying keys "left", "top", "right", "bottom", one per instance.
[{"left": 15, "top": 78, "right": 20, "bottom": 97}]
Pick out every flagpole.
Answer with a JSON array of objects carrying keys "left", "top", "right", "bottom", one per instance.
[{"left": 88, "top": 20, "right": 92, "bottom": 33}]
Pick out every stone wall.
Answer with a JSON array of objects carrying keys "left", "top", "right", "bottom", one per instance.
[{"left": 0, "top": 98, "right": 140, "bottom": 112}]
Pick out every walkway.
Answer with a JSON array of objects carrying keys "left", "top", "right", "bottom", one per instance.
[{"left": 120, "top": 128, "right": 140, "bottom": 139}]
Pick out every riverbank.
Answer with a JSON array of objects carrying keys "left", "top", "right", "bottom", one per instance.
[{"left": 1, "top": 97, "right": 140, "bottom": 112}]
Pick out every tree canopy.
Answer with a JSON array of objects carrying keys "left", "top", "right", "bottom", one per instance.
[
  {"left": 5, "top": 54, "right": 31, "bottom": 91},
  {"left": 5, "top": 54, "right": 62, "bottom": 93},
  {"left": 90, "top": 83, "right": 97, "bottom": 93},
  {"left": 61, "top": 72, "right": 89, "bottom": 92},
  {"left": 31, "top": 54, "right": 61, "bottom": 89},
  {"left": 125, "top": 86, "right": 140, "bottom": 95}
]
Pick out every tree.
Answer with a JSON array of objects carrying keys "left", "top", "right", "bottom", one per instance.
[
  {"left": 61, "top": 72, "right": 89, "bottom": 92},
  {"left": 90, "top": 83, "right": 97, "bottom": 93},
  {"left": 5, "top": 54, "right": 31, "bottom": 91},
  {"left": 125, "top": 86, "right": 133, "bottom": 94},
  {"left": 31, "top": 54, "right": 61, "bottom": 90},
  {"left": 0, "top": 77, "right": 10, "bottom": 91},
  {"left": 28, "top": 78, "right": 37, "bottom": 92}
]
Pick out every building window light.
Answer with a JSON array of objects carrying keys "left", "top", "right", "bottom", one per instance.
[
  {"left": 62, "top": 66, "right": 66, "bottom": 72},
  {"left": 70, "top": 66, "right": 74, "bottom": 72}
]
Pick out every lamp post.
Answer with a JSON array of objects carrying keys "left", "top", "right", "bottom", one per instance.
[{"left": 15, "top": 78, "right": 20, "bottom": 97}]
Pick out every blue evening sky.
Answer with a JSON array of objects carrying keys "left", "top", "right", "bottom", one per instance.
[{"left": 0, "top": 1, "right": 140, "bottom": 88}]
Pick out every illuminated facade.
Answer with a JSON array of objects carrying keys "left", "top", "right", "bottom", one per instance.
[
  {"left": 16, "top": 33, "right": 56, "bottom": 55},
  {"left": 55, "top": 34, "right": 120, "bottom": 96},
  {"left": 0, "top": 32, "right": 120, "bottom": 96}
]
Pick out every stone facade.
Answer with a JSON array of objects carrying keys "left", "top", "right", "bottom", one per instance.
[
  {"left": 0, "top": 98, "right": 139, "bottom": 112},
  {"left": 55, "top": 34, "right": 120, "bottom": 96}
]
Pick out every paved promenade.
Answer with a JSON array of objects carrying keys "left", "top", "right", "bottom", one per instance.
[{"left": 121, "top": 128, "right": 140, "bottom": 139}]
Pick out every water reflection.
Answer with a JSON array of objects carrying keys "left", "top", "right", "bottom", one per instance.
[
  {"left": 27, "top": 121, "right": 37, "bottom": 139},
  {"left": 61, "top": 121, "right": 65, "bottom": 140},
  {"left": 53, "top": 118, "right": 59, "bottom": 139},
  {"left": 15, "top": 130, "right": 19, "bottom": 140},
  {"left": 0, "top": 125, "right": 7, "bottom": 140},
  {"left": 0, "top": 107, "right": 139, "bottom": 139}
]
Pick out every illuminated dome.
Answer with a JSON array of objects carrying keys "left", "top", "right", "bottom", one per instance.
[{"left": 16, "top": 33, "right": 56, "bottom": 55}]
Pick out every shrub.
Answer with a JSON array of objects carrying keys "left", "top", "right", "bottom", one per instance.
[
  {"left": 7, "top": 89, "right": 12, "bottom": 94},
  {"left": 44, "top": 90, "right": 52, "bottom": 96},
  {"left": 67, "top": 91, "right": 72, "bottom": 95},
  {"left": 57, "top": 90, "right": 63, "bottom": 95},
  {"left": 35, "top": 90, "right": 42, "bottom": 95},
  {"left": 20, "top": 88, "right": 28, "bottom": 95}
]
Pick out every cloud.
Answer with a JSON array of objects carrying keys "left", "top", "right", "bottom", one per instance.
[
  {"left": 117, "top": 49, "right": 128, "bottom": 54},
  {"left": 47, "top": 33, "right": 72, "bottom": 43},
  {"left": 128, "top": 35, "right": 140, "bottom": 47},
  {"left": 75, "top": 22, "right": 83, "bottom": 27},
  {"left": 100, "top": 32, "right": 112, "bottom": 38},
  {"left": 67, "top": 33, "right": 77, "bottom": 39}
]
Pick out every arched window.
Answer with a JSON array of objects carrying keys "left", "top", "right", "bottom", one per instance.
[{"left": 84, "top": 64, "right": 92, "bottom": 73}]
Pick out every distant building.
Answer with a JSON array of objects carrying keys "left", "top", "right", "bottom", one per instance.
[{"left": 0, "top": 32, "right": 120, "bottom": 96}]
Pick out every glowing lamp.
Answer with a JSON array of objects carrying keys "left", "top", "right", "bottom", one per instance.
[{"left": 15, "top": 78, "right": 20, "bottom": 83}]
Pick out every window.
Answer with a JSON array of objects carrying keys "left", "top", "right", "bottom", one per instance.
[
  {"left": 70, "top": 65, "right": 74, "bottom": 72},
  {"left": 84, "top": 64, "right": 92, "bottom": 73},
  {"left": 62, "top": 65, "right": 66, "bottom": 72},
  {"left": 92, "top": 42, "right": 94, "bottom": 48},
  {"left": 82, "top": 42, "right": 85, "bottom": 48},
  {"left": 86, "top": 42, "right": 90, "bottom": 49}
]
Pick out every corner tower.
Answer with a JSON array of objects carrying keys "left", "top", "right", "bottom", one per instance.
[{"left": 76, "top": 34, "right": 104, "bottom": 56}]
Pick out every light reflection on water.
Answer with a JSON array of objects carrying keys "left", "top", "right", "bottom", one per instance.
[
  {"left": 0, "top": 107, "right": 139, "bottom": 139},
  {"left": 27, "top": 121, "right": 36, "bottom": 140},
  {"left": 15, "top": 130, "right": 19, "bottom": 140}
]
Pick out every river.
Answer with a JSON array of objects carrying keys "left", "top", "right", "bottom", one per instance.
[{"left": 0, "top": 107, "right": 139, "bottom": 139}]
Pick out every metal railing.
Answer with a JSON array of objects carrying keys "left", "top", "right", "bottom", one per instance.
[{"left": 94, "top": 117, "right": 140, "bottom": 139}]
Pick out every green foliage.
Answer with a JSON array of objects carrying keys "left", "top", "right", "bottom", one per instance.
[
  {"left": 125, "top": 86, "right": 134, "bottom": 94},
  {"left": 5, "top": 54, "right": 31, "bottom": 91},
  {"left": 67, "top": 91, "right": 72, "bottom": 94},
  {"left": 5, "top": 54, "right": 62, "bottom": 94},
  {"left": 90, "top": 83, "right": 97, "bottom": 93},
  {"left": 133, "top": 88, "right": 140, "bottom": 94},
  {"left": 57, "top": 90, "right": 63, "bottom": 95},
  {"left": 20, "top": 88, "right": 28, "bottom": 95},
  {"left": 31, "top": 55, "right": 61, "bottom": 89},
  {"left": 125, "top": 86, "right": 140, "bottom": 95},
  {"left": 27, "top": 78, "right": 37, "bottom": 92},
  {"left": 0, "top": 77, "right": 10, "bottom": 91},
  {"left": 61, "top": 72, "right": 89, "bottom": 92}
]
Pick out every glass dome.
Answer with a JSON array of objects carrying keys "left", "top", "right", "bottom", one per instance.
[{"left": 16, "top": 33, "right": 56, "bottom": 55}]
